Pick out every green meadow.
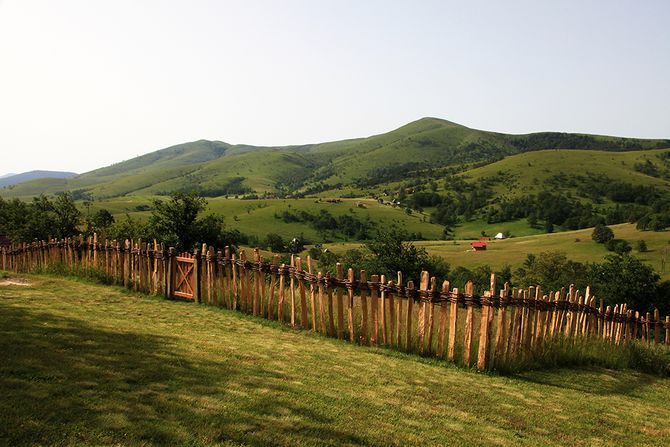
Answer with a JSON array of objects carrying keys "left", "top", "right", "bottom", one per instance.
[{"left": 2, "top": 275, "right": 669, "bottom": 446}]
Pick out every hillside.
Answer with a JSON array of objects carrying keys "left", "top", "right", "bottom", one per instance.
[
  {"left": 0, "top": 170, "right": 76, "bottom": 189},
  {"left": 3, "top": 118, "right": 668, "bottom": 200},
  {"left": 461, "top": 148, "right": 670, "bottom": 199},
  {"left": 2, "top": 276, "right": 669, "bottom": 446}
]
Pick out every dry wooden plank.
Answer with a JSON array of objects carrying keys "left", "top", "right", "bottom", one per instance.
[
  {"left": 388, "top": 279, "right": 396, "bottom": 348},
  {"left": 360, "top": 270, "right": 369, "bottom": 345},
  {"left": 380, "top": 275, "right": 387, "bottom": 346},
  {"left": 494, "top": 284, "right": 509, "bottom": 366},
  {"left": 268, "top": 255, "right": 279, "bottom": 319},
  {"left": 290, "top": 255, "right": 296, "bottom": 327},
  {"left": 447, "top": 287, "right": 458, "bottom": 362},
  {"left": 436, "top": 280, "right": 450, "bottom": 358},
  {"left": 336, "top": 263, "right": 345, "bottom": 340},
  {"left": 327, "top": 273, "right": 336, "bottom": 336},
  {"left": 425, "top": 277, "right": 437, "bottom": 354},
  {"left": 317, "top": 272, "right": 327, "bottom": 334},
  {"left": 405, "top": 280, "right": 415, "bottom": 351},
  {"left": 477, "top": 289, "right": 493, "bottom": 371},
  {"left": 278, "top": 264, "right": 286, "bottom": 322},
  {"left": 416, "top": 271, "right": 429, "bottom": 354},
  {"left": 307, "top": 256, "right": 317, "bottom": 332},
  {"left": 463, "top": 281, "right": 475, "bottom": 367},
  {"left": 224, "top": 247, "right": 232, "bottom": 309},
  {"left": 396, "top": 272, "right": 403, "bottom": 348},
  {"left": 370, "top": 274, "right": 379, "bottom": 346},
  {"left": 297, "top": 257, "right": 307, "bottom": 329},
  {"left": 347, "top": 268, "right": 355, "bottom": 342}
]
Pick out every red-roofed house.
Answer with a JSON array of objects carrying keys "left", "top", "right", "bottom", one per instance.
[{"left": 470, "top": 241, "right": 487, "bottom": 251}]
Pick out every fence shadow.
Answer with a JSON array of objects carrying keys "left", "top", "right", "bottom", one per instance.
[
  {"left": 513, "top": 367, "right": 660, "bottom": 397},
  {"left": 0, "top": 302, "right": 363, "bottom": 446}
]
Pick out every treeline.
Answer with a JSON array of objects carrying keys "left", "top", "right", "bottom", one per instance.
[
  {"left": 397, "top": 170, "right": 670, "bottom": 233},
  {"left": 275, "top": 209, "right": 373, "bottom": 240},
  {"left": 507, "top": 133, "right": 669, "bottom": 152},
  {"left": 0, "top": 192, "right": 248, "bottom": 252},
  {"left": 157, "top": 177, "right": 253, "bottom": 197}
]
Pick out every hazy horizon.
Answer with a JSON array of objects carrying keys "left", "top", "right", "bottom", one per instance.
[{"left": 1, "top": 0, "right": 669, "bottom": 175}]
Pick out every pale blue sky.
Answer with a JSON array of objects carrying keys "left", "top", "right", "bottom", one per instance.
[{"left": 1, "top": 0, "right": 668, "bottom": 174}]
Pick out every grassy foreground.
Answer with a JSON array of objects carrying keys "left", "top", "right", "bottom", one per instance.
[{"left": 1, "top": 276, "right": 670, "bottom": 446}]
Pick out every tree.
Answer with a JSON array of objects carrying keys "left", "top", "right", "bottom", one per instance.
[
  {"left": 149, "top": 192, "right": 207, "bottom": 250},
  {"left": 636, "top": 240, "right": 648, "bottom": 253},
  {"left": 92, "top": 209, "right": 115, "bottom": 228},
  {"left": 514, "top": 251, "right": 589, "bottom": 291},
  {"left": 588, "top": 254, "right": 661, "bottom": 311},
  {"left": 605, "top": 239, "right": 632, "bottom": 255},
  {"left": 264, "top": 233, "right": 285, "bottom": 253},
  {"left": 591, "top": 224, "right": 614, "bottom": 244},
  {"left": 52, "top": 193, "right": 81, "bottom": 238}
]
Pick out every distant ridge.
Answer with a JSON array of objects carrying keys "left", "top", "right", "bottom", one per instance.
[
  {"left": 0, "top": 173, "right": 16, "bottom": 179},
  {"left": 1, "top": 117, "right": 668, "bottom": 199},
  {"left": 0, "top": 170, "right": 77, "bottom": 189}
]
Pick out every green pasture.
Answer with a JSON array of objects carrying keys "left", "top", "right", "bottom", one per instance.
[
  {"left": 462, "top": 148, "right": 670, "bottom": 198},
  {"left": 323, "top": 223, "right": 670, "bottom": 280},
  {"left": 1, "top": 275, "right": 669, "bottom": 446}
]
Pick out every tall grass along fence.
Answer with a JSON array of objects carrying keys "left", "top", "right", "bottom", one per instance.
[{"left": 3, "top": 236, "right": 670, "bottom": 372}]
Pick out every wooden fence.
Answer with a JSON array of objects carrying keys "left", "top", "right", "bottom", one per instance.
[{"left": 2, "top": 235, "right": 669, "bottom": 371}]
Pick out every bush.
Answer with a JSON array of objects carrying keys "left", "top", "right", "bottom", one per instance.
[
  {"left": 605, "top": 238, "right": 632, "bottom": 255},
  {"left": 592, "top": 224, "right": 614, "bottom": 243},
  {"left": 637, "top": 240, "right": 648, "bottom": 252}
]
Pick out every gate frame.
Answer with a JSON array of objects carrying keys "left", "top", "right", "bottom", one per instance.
[{"left": 167, "top": 248, "right": 201, "bottom": 302}]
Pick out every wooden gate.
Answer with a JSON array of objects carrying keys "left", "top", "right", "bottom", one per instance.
[{"left": 171, "top": 252, "right": 196, "bottom": 300}]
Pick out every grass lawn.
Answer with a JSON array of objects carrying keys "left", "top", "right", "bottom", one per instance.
[{"left": 1, "top": 275, "right": 670, "bottom": 446}]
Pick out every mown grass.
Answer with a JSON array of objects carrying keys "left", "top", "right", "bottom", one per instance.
[{"left": 1, "top": 274, "right": 670, "bottom": 446}]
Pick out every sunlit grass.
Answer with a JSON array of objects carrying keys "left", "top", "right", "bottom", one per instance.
[{"left": 1, "top": 274, "right": 670, "bottom": 446}]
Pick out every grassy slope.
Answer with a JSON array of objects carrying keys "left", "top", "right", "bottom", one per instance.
[
  {"left": 5, "top": 117, "right": 667, "bottom": 200},
  {"left": 324, "top": 223, "right": 670, "bottom": 280},
  {"left": 462, "top": 148, "right": 670, "bottom": 198},
  {"left": 89, "top": 197, "right": 445, "bottom": 242},
  {"left": 1, "top": 276, "right": 669, "bottom": 446}
]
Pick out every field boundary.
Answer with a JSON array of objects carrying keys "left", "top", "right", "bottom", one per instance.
[{"left": 2, "top": 235, "right": 669, "bottom": 371}]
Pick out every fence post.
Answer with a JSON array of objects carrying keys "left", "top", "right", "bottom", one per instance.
[
  {"left": 436, "top": 280, "right": 450, "bottom": 358},
  {"left": 165, "top": 247, "right": 174, "bottom": 298},
  {"left": 463, "top": 281, "right": 475, "bottom": 368},
  {"left": 336, "top": 263, "right": 345, "bottom": 340},
  {"left": 194, "top": 247, "right": 202, "bottom": 304}
]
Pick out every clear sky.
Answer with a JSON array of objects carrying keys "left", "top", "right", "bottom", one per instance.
[{"left": 1, "top": 0, "right": 669, "bottom": 174}]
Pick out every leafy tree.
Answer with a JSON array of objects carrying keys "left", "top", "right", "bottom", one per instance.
[
  {"left": 149, "top": 192, "right": 207, "bottom": 250},
  {"left": 605, "top": 239, "right": 632, "bottom": 255},
  {"left": 637, "top": 240, "right": 648, "bottom": 253},
  {"left": 92, "top": 209, "right": 115, "bottom": 229},
  {"left": 287, "top": 235, "right": 306, "bottom": 254},
  {"left": 264, "top": 233, "right": 285, "bottom": 253},
  {"left": 591, "top": 224, "right": 614, "bottom": 244},
  {"left": 588, "top": 254, "right": 661, "bottom": 311},
  {"left": 148, "top": 192, "right": 244, "bottom": 250},
  {"left": 106, "top": 215, "right": 152, "bottom": 242},
  {"left": 50, "top": 193, "right": 81, "bottom": 239},
  {"left": 514, "top": 251, "right": 589, "bottom": 291}
]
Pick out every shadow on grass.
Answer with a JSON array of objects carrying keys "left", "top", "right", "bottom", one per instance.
[
  {"left": 0, "top": 302, "right": 363, "bottom": 446},
  {"left": 513, "top": 367, "right": 660, "bottom": 397}
]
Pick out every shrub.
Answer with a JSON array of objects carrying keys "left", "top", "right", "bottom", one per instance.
[{"left": 592, "top": 224, "right": 614, "bottom": 243}]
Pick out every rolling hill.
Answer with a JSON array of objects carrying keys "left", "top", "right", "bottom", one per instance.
[
  {"left": 2, "top": 117, "right": 668, "bottom": 200},
  {"left": 0, "top": 170, "right": 77, "bottom": 189}
]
